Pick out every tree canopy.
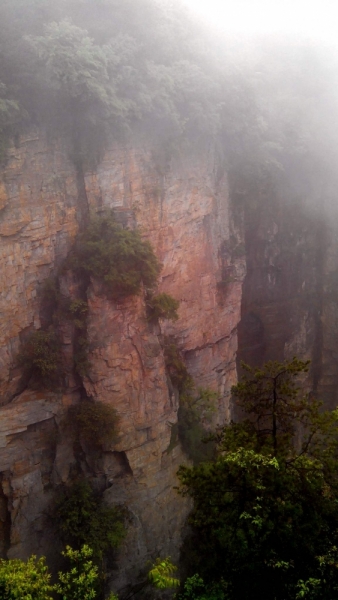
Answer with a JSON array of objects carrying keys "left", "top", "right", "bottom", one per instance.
[
  {"left": 1, "top": 0, "right": 337, "bottom": 183},
  {"left": 178, "top": 358, "right": 338, "bottom": 600}
]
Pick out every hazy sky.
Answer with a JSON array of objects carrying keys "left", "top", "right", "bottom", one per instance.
[{"left": 181, "top": 0, "right": 338, "bottom": 44}]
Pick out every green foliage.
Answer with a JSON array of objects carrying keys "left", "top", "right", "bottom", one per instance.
[
  {"left": 55, "top": 480, "right": 126, "bottom": 561},
  {"left": 55, "top": 545, "right": 99, "bottom": 600},
  {"left": 166, "top": 422, "right": 179, "bottom": 454},
  {"left": 26, "top": 19, "right": 124, "bottom": 168},
  {"left": 177, "top": 358, "right": 338, "bottom": 600},
  {"left": 178, "top": 388, "right": 217, "bottom": 464},
  {"left": 68, "top": 400, "right": 119, "bottom": 448},
  {"left": 0, "top": 555, "right": 53, "bottom": 600},
  {"left": 68, "top": 299, "right": 88, "bottom": 330},
  {"left": 163, "top": 340, "right": 216, "bottom": 462},
  {"left": 147, "top": 292, "right": 179, "bottom": 322},
  {"left": 163, "top": 339, "right": 193, "bottom": 394},
  {"left": 148, "top": 557, "right": 179, "bottom": 589},
  {"left": 68, "top": 214, "right": 161, "bottom": 300},
  {"left": 0, "top": 82, "right": 21, "bottom": 162},
  {"left": 18, "top": 328, "right": 63, "bottom": 386},
  {"left": 178, "top": 574, "right": 228, "bottom": 600},
  {"left": 73, "top": 336, "right": 90, "bottom": 377},
  {"left": 0, "top": 546, "right": 120, "bottom": 600}
]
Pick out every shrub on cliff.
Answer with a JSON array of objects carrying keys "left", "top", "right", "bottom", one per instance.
[
  {"left": 163, "top": 339, "right": 194, "bottom": 394},
  {"left": 55, "top": 480, "right": 126, "bottom": 562},
  {"left": 178, "top": 387, "right": 217, "bottom": 464},
  {"left": 147, "top": 292, "right": 179, "bottom": 322},
  {"left": 17, "top": 328, "right": 63, "bottom": 387},
  {"left": 67, "top": 214, "right": 161, "bottom": 300},
  {"left": 55, "top": 545, "right": 99, "bottom": 600},
  {"left": 177, "top": 358, "right": 338, "bottom": 600},
  {"left": 67, "top": 400, "right": 119, "bottom": 448},
  {"left": 0, "top": 555, "right": 54, "bottom": 600},
  {"left": 0, "top": 546, "right": 106, "bottom": 600}
]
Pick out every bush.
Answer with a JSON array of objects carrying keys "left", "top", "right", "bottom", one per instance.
[
  {"left": 0, "top": 555, "right": 53, "bottom": 600},
  {"left": 68, "top": 400, "right": 119, "bottom": 448},
  {"left": 163, "top": 339, "right": 193, "bottom": 394},
  {"left": 178, "top": 388, "right": 217, "bottom": 464},
  {"left": 147, "top": 293, "right": 179, "bottom": 322},
  {"left": 68, "top": 299, "right": 88, "bottom": 330},
  {"left": 55, "top": 480, "right": 126, "bottom": 562},
  {"left": 68, "top": 215, "right": 161, "bottom": 300},
  {"left": 17, "top": 328, "right": 63, "bottom": 386},
  {"left": 148, "top": 558, "right": 179, "bottom": 589},
  {"left": 55, "top": 545, "right": 99, "bottom": 600}
]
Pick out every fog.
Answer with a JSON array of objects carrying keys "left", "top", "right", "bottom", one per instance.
[
  {"left": 181, "top": 0, "right": 338, "bottom": 44},
  {"left": 1, "top": 0, "right": 338, "bottom": 219}
]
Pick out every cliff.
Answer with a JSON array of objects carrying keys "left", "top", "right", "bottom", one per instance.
[
  {"left": 2, "top": 130, "right": 338, "bottom": 591},
  {"left": 0, "top": 133, "right": 244, "bottom": 589}
]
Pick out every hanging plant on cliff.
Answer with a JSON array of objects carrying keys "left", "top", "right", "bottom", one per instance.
[
  {"left": 55, "top": 480, "right": 126, "bottom": 562},
  {"left": 17, "top": 328, "right": 64, "bottom": 388},
  {"left": 147, "top": 292, "right": 180, "bottom": 322},
  {"left": 67, "top": 400, "right": 119, "bottom": 448},
  {"left": 67, "top": 214, "right": 161, "bottom": 300}
]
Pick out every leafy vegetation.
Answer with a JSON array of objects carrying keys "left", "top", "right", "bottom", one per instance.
[
  {"left": 0, "top": 83, "right": 21, "bottom": 163},
  {"left": 0, "top": 555, "right": 53, "bottom": 600},
  {"left": 68, "top": 400, "right": 119, "bottom": 448},
  {"left": 67, "top": 214, "right": 161, "bottom": 300},
  {"left": 178, "top": 358, "right": 338, "bottom": 600},
  {"left": 148, "top": 557, "right": 180, "bottom": 590},
  {"left": 163, "top": 339, "right": 194, "bottom": 394},
  {"left": 0, "top": 545, "right": 116, "bottom": 600},
  {"left": 147, "top": 292, "right": 179, "bottom": 322},
  {"left": 55, "top": 545, "right": 99, "bottom": 600},
  {"left": 55, "top": 480, "right": 126, "bottom": 562},
  {"left": 177, "top": 574, "right": 228, "bottom": 600},
  {"left": 0, "top": 0, "right": 258, "bottom": 169},
  {"left": 178, "top": 388, "right": 217, "bottom": 464},
  {"left": 163, "top": 339, "right": 217, "bottom": 462},
  {"left": 17, "top": 328, "right": 63, "bottom": 387}
]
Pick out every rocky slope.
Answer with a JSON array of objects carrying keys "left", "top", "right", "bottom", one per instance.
[{"left": 0, "top": 133, "right": 245, "bottom": 590}]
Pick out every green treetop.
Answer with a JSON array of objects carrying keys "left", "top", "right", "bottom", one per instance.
[{"left": 178, "top": 358, "right": 338, "bottom": 600}]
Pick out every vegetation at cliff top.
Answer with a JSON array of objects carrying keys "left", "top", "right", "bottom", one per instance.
[
  {"left": 178, "top": 358, "right": 338, "bottom": 600},
  {"left": 1, "top": 0, "right": 337, "bottom": 185}
]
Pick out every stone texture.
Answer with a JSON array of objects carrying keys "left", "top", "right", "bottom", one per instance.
[{"left": 0, "top": 135, "right": 243, "bottom": 590}]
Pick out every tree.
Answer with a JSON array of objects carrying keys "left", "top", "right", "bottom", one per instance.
[
  {"left": 67, "top": 214, "right": 161, "bottom": 300},
  {"left": 55, "top": 480, "right": 126, "bottom": 562},
  {"left": 0, "top": 555, "right": 53, "bottom": 600},
  {"left": 55, "top": 545, "right": 99, "bottom": 600},
  {"left": 148, "top": 557, "right": 179, "bottom": 590},
  {"left": 177, "top": 358, "right": 338, "bottom": 600}
]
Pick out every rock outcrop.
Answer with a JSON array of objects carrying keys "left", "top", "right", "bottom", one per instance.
[{"left": 0, "top": 134, "right": 244, "bottom": 589}]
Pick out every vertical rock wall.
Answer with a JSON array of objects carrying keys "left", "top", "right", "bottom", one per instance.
[
  {"left": 0, "top": 134, "right": 244, "bottom": 589},
  {"left": 236, "top": 170, "right": 338, "bottom": 409}
]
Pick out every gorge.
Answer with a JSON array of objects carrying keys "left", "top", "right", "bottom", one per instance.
[{"left": 1, "top": 0, "right": 338, "bottom": 596}]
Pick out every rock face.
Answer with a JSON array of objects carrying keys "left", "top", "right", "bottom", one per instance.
[
  {"left": 236, "top": 171, "right": 338, "bottom": 408},
  {"left": 0, "top": 134, "right": 244, "bottom": 589}
]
